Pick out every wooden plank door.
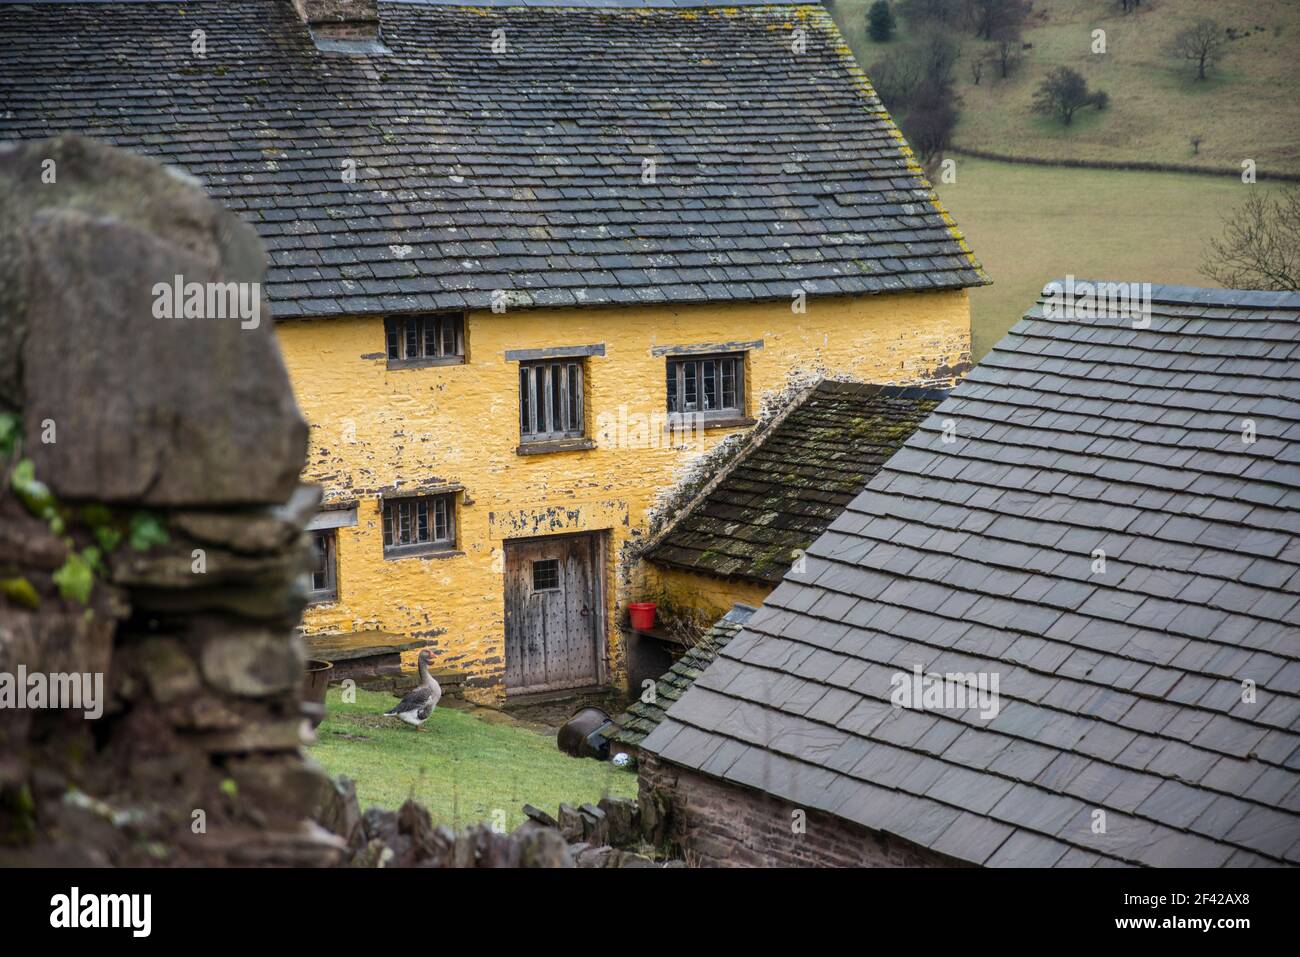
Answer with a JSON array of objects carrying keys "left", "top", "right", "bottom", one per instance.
[{"left": 504, "top": 533, "right": 602, "bottom": 695}]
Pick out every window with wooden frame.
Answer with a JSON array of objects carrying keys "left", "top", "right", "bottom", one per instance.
[
  {"left": 666, "top": 352, "right": 744, "bottom": 421},
  {"left": 384, "top": 314, "right": 465, "bottom": 368},
  {"left": 519, "top": 359, "right": 585, "bottom": 444},
  {"left": 306, "top": 529, "right": 338, "bottom": 603},
  {"left": 382, "top": 493, "right": 456, "bottom": 557}
]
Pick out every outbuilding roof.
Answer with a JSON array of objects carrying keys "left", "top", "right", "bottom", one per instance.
[
  {"left": 642, "top": 281, "right": 1300, "bottom": 867},
  {"left": 0, "top": 0, "right": 983, "bottom": 319},
  {"left": 647, "top": 380, "right": 946, "bottom": 584}
]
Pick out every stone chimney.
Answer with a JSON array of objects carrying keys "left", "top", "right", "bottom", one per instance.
[{"left": 292, "top": 0, "right": 386, "bottom": 52}]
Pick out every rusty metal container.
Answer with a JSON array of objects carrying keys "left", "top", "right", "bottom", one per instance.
[{"left": 557, "top": 706, "right": 614, "bottom": 760}]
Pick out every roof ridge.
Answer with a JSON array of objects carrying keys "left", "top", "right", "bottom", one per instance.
[
  {"left": 1039, "top": 277, "right": 1300, "bottom": 311},
  {"left": 814, "top": 379, "right": 952, "bottom": 403}
]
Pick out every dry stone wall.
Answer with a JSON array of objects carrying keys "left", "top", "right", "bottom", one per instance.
[
  {"left": 316, "top": 781, "right": 673, "bottom": 868},
  {"left": 0, "top": 135, "right": 339, "bottom": 865}
]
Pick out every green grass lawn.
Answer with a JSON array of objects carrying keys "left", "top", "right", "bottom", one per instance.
[
  {"left": 935, "top": 157, "right": 1284, "bottom": 359},
  {"left": 308, "top": 687, "right": 636, "bottom": 830}
]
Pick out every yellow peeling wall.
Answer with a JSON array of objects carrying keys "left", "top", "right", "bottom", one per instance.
[
  {"left": 639, "top": 563, "right": 776, "bottom": 632},
  {"left": 275, "top": 288, "right": 970, "bottom": 701}
]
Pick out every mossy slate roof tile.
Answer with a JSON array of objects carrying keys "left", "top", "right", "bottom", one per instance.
[
  {"left": 647, "top": 380, "right": 945, "bottom": 584},
  {"left": 0, "top": 0, "right": 984, "bottom": 318}
]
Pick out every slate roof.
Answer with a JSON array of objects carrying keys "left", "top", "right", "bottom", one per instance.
[
  {"left": 647, "top": 381, "right": 945, "bottom": 584},
  {"left": 610, "top": 603, "right": 755, "bottom": 751},
  {"left": 0, "top": 0, "right": 984, "bottom": 319},
  {"left": 642, "top": 282, "right": 1300, "bottom": 867}
]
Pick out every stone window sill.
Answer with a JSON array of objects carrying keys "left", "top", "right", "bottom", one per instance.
[
  {"left": 668, "top": 414, "right": 756, "bottom": 431},
  {"left": 516, "top": 437, "right": 597, "bottom": 456},
  {"left": 382, "top": 544, "right": 462, "bottom": 562},
  {"left": 386, "top": 356, "right": 465, "bottom": 371}
]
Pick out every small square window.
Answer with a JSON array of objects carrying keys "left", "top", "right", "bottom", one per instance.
[
  {"left": 385, "top": 314, "right": 465, "bottom": 368},
  {"left": 667, "top": 352, "right": 744, "bottom": 421},
  {"left": 532, "top": 559, "right": 560, "bottom": 591},
  {"left": 306, "top": 529, "right": 337, "bottom": 603},
  {"left": 382, "top": 493, "right": 456, "bottom": 557}
]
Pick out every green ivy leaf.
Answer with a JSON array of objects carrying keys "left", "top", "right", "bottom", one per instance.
[
  {"left": 52, "top": 551, "right": 94, "bottom": 605},
  {"left": 128, "top": 512, "right": 169, "bottom": 551},
  {"left": 94, "top": 525, "right": 123, "bottom": 553},
  {"left": 81, "top": 504, "right": 114, "bottom": 528},
  {"left": 10, "top": 456, "right": 33, "bottom": 485},
  {"left": 0, "top": 412, "right": 20, "bottom": 458},
  {"left": 81, "top": 545, "right": 103, "bottom": 574},
  {"left": 10, "top": 458, "right": 55, "bottom": 517}
]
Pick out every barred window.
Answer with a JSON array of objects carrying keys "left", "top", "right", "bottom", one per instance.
[
  {"left": 382, "top": 494, "right": 455, "bottom": 556},
  {"left": 667, "top": 353, "right": 743, "bottom": 419},
  {"left": 385, "top": 314, "right": 464, "bottom": 367},
  {"left": 519, "top": 359, "right": 584, "bottom": 442},
  {"left": 532, "top": 559, "right": 560, "bottom": 592}
]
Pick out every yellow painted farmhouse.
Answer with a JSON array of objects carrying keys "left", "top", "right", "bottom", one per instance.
[{"left": 2, "top": 0, "right": 983, "bottom": 700}]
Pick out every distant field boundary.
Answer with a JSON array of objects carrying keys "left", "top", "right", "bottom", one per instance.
[{"left": 949, "top": 146, "right": 1300, "bottom": 183}]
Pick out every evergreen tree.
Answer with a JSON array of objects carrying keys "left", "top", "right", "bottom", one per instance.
[{"left": 868, "top": 1, "right": 897, "bottom": 43}]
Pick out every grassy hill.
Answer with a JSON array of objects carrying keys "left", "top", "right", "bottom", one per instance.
[
  {"left": 827, "top": 0, "right": 1300, "bottom": 174},
  {"left": 825, "top": 0, "right": 1299, "bottom": 359}
]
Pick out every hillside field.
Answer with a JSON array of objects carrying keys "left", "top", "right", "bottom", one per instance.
[
  {"left": 827, "top": 0, "right": 1300, "bottom": 173},
  {"left": 937, "top": 157, "right": 1281, "bottom": 358},
  {"left": 824, "top": 0, "right": 1298, "bottom": 359}
]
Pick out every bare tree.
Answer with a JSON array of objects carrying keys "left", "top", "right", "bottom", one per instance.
[
  {"left": 1201, "top": 188, "right": 1300, "bottom": 291},
  {"left": 868, "top": 49, "right": 925, "bottom": 106},
  {"left": 868, "top": 27, "right": 962, "bottom": 167},
  {"left": 906, "top": 88, "right": 959, "bottom": 166},
  {"left": 898, "top": 0, "right": 963, "bottom": 28},
  {"left": 1166, "top": 19, "right": 1229, "bottom": 81},
  {"left": 966, "top": 0, "right": 1031, "bottom": 41},
  {"left": 914, "top": 27, "right": 963, "bottom": 87},
  {"left": 992, "top": 27, "right": 1023, "bottom": 78},
  {"left": 1032, "top": 67, "right": 1106, "bottom": 125}
]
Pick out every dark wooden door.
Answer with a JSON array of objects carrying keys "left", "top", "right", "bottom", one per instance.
[{"left": 504, "top": 533, "right": 602, "bottom": 694}]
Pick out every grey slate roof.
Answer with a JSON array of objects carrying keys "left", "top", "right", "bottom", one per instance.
[
  {"left": 647, "top": 381, "right": 945, "bottom": 584},
  {"left": 642, "top": 281, "right": 1300, "bottom": 867},
  {"left": 0, "top": 0, "right": 984, "bottom": 319},
  {"left": 609, "top": 603, "right": 755, "bottom": 750}
]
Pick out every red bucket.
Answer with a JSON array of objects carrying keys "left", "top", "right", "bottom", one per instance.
[{"left": 628, "top": 602, "right": 657, "bottom": 631}]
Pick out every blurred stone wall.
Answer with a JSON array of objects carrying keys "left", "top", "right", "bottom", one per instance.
[{"left": 0, "top": 135, "right": 341, "bottom": 865}]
